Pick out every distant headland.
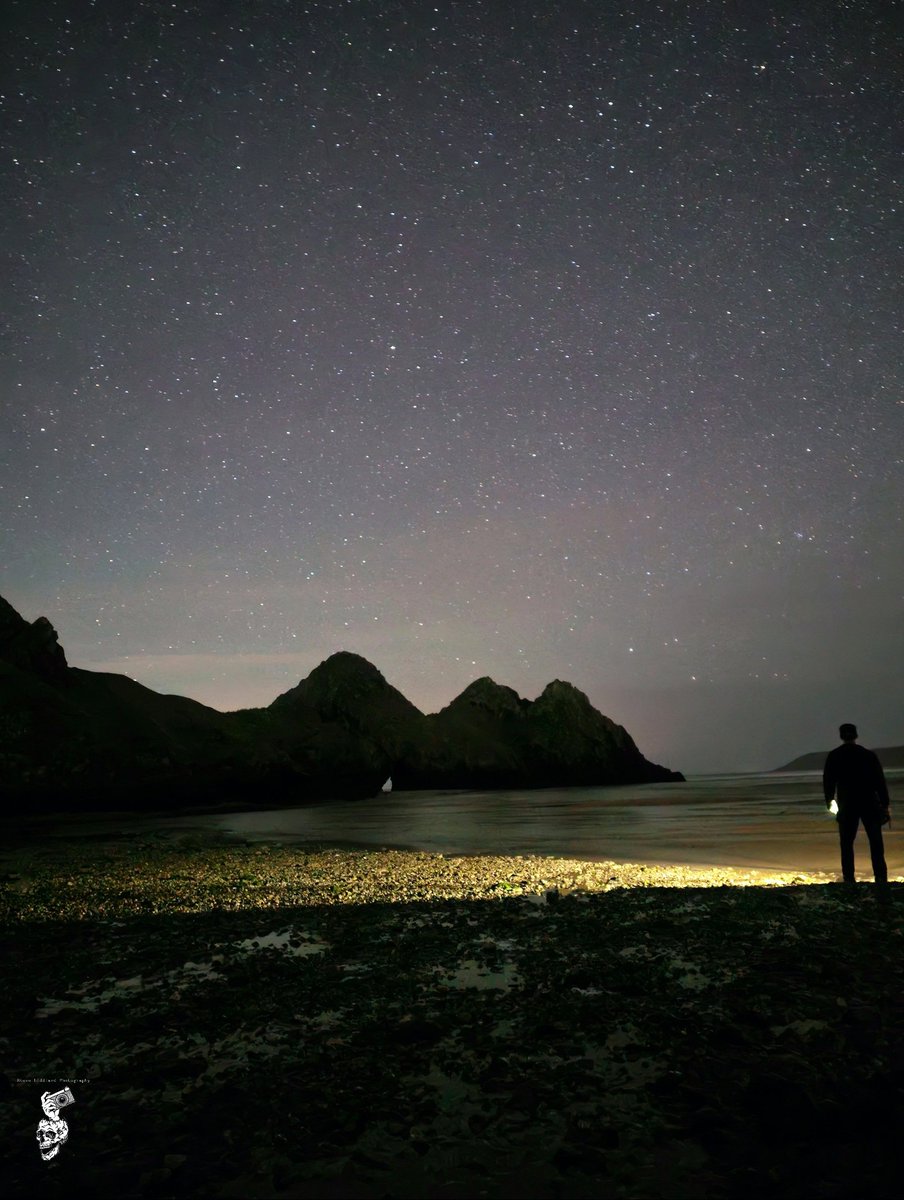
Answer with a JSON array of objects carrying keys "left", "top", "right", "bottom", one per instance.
[
  {"left": 775, "top": 746, "right": 904, "bottom": 772},
  {"left": 0, "top": 593, "right": 684, "bottom": 812}
]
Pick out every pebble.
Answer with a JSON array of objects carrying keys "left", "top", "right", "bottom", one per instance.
[
  {"left": 0, "top": 835, "right": 841, "bottom": 921},
  {"left": 261, "top": 848, "right": 836, "bottom": 904}
]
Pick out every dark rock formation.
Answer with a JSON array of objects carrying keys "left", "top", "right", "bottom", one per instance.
[
  {"left": 393, "top": 675, "right": 682, "bottom": 790},
  {"left": 0, "top": 601, "right": 387, "bottom": 811},
  {"left": 0, "top": 595, "right": 68, "bottom": 682},
  {"left": 394, "top": 677, "right": 527, "bottom": 789},
  {"left": 526, "top": 679, "right": 679, "bottom": 786},
  {"left": 272, "top": 651, "right": 426, "bottom": 763},
  {"left": 0, "top": 593, "right": 683, "bottom": 812}
]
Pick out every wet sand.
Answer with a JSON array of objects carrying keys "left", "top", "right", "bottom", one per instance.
[
  {"left": 5, "top": 771, "right": 903, "bottom": 880},
  {"left": 4, "top": 828, "right": 904, "bottom": 1199},
  {"left": 208, "top": 770, "right": 904, "bottom": 878},
  {"left": 4, "top": 782, "right": 904, "bottom": 1198}
]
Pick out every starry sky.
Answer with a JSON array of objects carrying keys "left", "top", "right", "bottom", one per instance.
[{"left": 2, "top": 0, "right": 902, "bottom": 774}]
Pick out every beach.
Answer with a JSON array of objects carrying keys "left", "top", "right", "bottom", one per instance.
[
  {"left": 3, "top": 818, "right": 904, "bottom": 1198},
  {"left": 10, "top": 768, "right": 903, "bottom": 878}
]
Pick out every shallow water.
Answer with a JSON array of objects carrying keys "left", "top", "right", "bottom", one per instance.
[{"left": 174, "top": 770, "right": 904, "bottom": 876}]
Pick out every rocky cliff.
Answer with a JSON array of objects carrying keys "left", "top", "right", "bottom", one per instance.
[
  {"left": 0, "top": 595, "right": 68, "bottom": 681},
  {"left": 0, "top": 601, "right": 389, "bottom": 810},
  {"left": 393, "top": 676, "right": 682, "bottom": 789},
  {"left": 271, "top": 651, "right": 427, "bottom": 764},
  {"left": 0, "top": 594, "right": 683, "bottom": 811}
]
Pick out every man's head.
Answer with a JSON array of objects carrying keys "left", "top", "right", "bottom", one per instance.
[{"left": 839, "top": 723, "right": 858, "bottom": 742}]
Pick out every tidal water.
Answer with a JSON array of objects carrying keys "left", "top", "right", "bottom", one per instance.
[{"left": 172, "top": 770, "right": 904, "bottom": 875}]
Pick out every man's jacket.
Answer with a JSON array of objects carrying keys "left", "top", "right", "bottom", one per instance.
[{"left": 823, "top": 742, "right": 890, "bottom": 811}]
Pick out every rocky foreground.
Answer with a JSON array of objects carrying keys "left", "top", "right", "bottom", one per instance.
[{"left": 2, "top": 835, "right": 903, "bottom": 1198}]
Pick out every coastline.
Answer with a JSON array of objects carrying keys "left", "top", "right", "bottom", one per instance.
[
  {"left": 9, "top": 758, "right": 904, "bottom": 888},
  {"left": 3, "top": 829, "right": 903, "bottom": 1198},
  {"left": 1, "top": 834, "right": 839, "bottom": 925},
  {"left": 0, "top": 806, "right": 883, "bottom": 893}
]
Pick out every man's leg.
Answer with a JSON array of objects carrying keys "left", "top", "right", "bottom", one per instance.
[
  {"left": 861, "top": 814, "right": 888, "bottom": 884},
  {"left": 837, "top": 811, "right": 859, "bottom": 883}
]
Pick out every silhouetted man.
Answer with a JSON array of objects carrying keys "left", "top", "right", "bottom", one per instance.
[{"left": 823, "top": 723, "right": 890, "bottom": 884}]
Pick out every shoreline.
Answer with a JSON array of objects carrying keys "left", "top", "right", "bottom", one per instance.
[
  {"left": 0, "top": 814, "right": 856, "bottom": 887},
  {"left": 1, "top": 833, "right": 843, "bottom": 928},
  {"left": 4, "top": 825, "right": 903, "bottom": 1198},
  {"left": 8, "top": 764, "right": 903, "bottom": 897},
  {"left": 0, "top": 811, "right": 854, "bottom": 888}
]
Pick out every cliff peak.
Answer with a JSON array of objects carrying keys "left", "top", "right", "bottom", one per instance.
[
  {"left": 0, "top": 594, "right": 68, "bottom": 682},
  {"left": 537, "top": 678, "right": 593, "bottom": 706},
  {"left": 271, "top": 650, "right": 423, "bottom": 724},
  {"left": 445, "top": 677, "right": 526, "bottom": 718}
]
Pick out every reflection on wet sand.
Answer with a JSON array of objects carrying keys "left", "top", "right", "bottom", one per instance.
[{"left": 181, "top": 770, "right": 904, "bottom": 877}]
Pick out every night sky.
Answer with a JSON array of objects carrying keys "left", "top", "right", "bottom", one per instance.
[{"left": 2, "top": 0, "right": 902, "bottom": 773}]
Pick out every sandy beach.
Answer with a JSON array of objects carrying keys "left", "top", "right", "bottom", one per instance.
[
  {"left": 3, "top": 823, "right": 904, "bottom": 1198},
  {"left": 10, "top": 768, "right": 903, "bottom": 880}
]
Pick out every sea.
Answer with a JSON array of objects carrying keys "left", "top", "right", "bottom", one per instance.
[{"left": 148, "top": 769, "right": 904, "bottom": 876}]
